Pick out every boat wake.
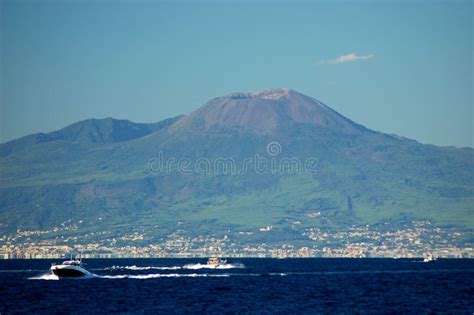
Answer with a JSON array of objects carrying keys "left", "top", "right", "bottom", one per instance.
[
  {"left": 103, "top": 265, "right": 182, "bottom": 271},
  {"left": 102, "top": 263, "right": 245, "bottom": 271},
  {"left": 28, "top": 272, "right": 59, "bottom": 280},
  {"left": 98, "top": 273, "right": 231, "bottom": 279},
  {"left": 28, "top": 272, "right": 96, "bottom": 280},
  {"left": 183, "top": 263, "right": 245, "bottom": 270}
]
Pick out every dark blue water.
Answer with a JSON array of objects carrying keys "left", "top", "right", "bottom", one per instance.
[{"left": 0, "top": 258, "right": 473, "bottom": 313}]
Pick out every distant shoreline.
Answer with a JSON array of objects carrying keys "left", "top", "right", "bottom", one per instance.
[{"left": 1, "top": 257, "right": 473, "bottom": 260}]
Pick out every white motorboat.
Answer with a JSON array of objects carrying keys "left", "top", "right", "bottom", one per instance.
[
  {"left": 207, "top": 257, "right": 227, "bottom": 267},
  {"left": 50, "top": 254, "right": 91, "bottom": 278},
  {"left": 423, "top": 252, "right": 436, "bottom": 263}
]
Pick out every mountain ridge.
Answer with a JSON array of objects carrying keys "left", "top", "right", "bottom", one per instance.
[
  {"left": 171, "top": 88, "right": 367, "bottom": 136},
  {"left": 2, "top": 88, "right": 471, "bottom": 149},
  {"left": 0, "top": 89, "right": 472, "bottom": 241},
  {"left": 0, "top": 116, "right": 184, "bottom": 156}
]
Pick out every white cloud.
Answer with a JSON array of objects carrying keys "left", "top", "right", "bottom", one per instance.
[{"left": 319, "top": 53, "right": 375, "bottom": 65}]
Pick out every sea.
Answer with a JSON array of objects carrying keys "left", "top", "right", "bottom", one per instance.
[{"left": 0, "top": 258, "right": 473, "bottom": 313}]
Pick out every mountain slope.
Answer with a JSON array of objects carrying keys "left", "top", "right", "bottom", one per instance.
[
  {"left": 0, "top": 116, "right": 183, "bottom": 156},
  {"left": 171, "top": 88, "right": 366, "bottom": 135},
  {"left": 0, "top": 89, "right": 472, "bottom": 241}
]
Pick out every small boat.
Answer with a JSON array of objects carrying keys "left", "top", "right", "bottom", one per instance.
[
  {"left": 207, "top": 257, "right": 227, "bottom": 267},
  {"left": 50, "top": 254, "right": 91, "bottom": 278},
  {"left": 423, "top": 252, "right": 436, "bottom": 263}
]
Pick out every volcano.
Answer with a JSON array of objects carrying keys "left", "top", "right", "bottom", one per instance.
[
  {"left": 171, "top": 88, "right": 364, "bottom": 135},
  {"left": 0, "top": 89, "right": 472, "bottom": 241}
]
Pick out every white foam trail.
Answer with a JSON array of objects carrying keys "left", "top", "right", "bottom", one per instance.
[
  {"left": 104, "top": 265, "right": 182, "bottom": 271},
  {"left": 28, "top": 272, "right": 59, "bottom": 280},
  {"left": 183, "top": 263, "right": 245, "bottom": 270},
  {"left": 99, "top": 273, "right": 230, "bottom": 279},
  {"left": 29, "top": 272, "right": 97, "bottom": 280},
  {"left": 104, "top": 263, "right": 245, "bottom": 271}
]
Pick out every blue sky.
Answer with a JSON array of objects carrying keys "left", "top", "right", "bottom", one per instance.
[{"left": 1, "top": 0, "right": 472, "bottom": 147}]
